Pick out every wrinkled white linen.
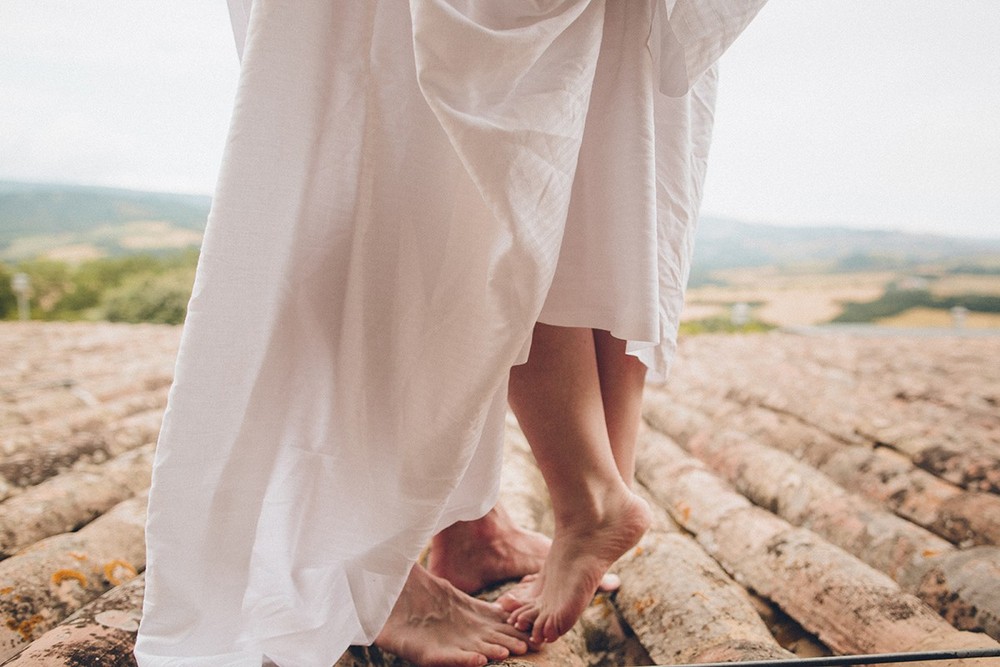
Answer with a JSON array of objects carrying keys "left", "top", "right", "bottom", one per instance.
[{"left": 136, "top": 1, "right": 765, "bottom": 665}]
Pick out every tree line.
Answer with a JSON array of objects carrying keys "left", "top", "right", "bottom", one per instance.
[
  {"left": 0, "top": 250, "right": 198, "bottom": 324},
  {"left": 833, "top": 287, "right": 1000, "bottom": 323}
]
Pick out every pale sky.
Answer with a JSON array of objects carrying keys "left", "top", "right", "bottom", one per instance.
[{"left": 1, "top": 1, "right": 998, "bottom": 238}]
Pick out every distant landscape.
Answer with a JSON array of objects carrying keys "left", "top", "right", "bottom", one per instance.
[
  {"left": 1, "top": 180, "right": 998, "bottom": 328},
  {"left": 0, "top": 182, "right": 207, "bottom": 323},
  {"left": 0, "top": 180, "right": 208, "bottom": 262},
  {"left": 685, "top": 217, "right": 1000, "bottom": 331}
]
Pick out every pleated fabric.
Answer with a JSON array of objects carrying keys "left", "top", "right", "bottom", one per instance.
[{"left": 135, "top": 1, "right": 766, "bottom": 665}]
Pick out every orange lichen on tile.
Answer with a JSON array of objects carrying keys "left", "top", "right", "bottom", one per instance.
[
  {"left": 103, "top": 559, "right": 138, "bottom": 586},
  {"left": 5, "top": 613, "right": 45, "bottom": 641},
  {"left": 0, "top": 587, "right": 12, "bottom": 596},
  {"left": 631, "top": 595, "right": 656, "bottom": 615},
  {"left": 51, "top": 569, "right": 88, "bottom": 588}
]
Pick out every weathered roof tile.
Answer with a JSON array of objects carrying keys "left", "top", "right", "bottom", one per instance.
[{"left": 1, "top": 323, "right": 998, "bottom": 665}]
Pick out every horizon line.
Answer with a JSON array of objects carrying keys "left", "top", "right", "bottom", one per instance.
[{"left": 2, "top": 177, "right": 998, "bottom": 243}]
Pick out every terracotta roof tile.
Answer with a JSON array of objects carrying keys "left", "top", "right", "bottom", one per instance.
[{"left": 1, "top": 323, "right": 998, "bottom": 665}]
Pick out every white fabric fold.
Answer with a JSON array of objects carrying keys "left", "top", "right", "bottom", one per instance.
[
  {"left": 652, "top": 0, "right": 769, "bottom": 96},
  {"left": 136, "top": 1, "right": 763, "bottom": 664}
]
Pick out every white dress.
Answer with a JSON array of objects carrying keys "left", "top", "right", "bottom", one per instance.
[{"left": 135, "top": 1, "right": 766, "bottom": 665}]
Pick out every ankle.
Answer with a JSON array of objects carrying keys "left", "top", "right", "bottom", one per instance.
[
  {"left": 434, "top": 510, "right": 505, "bottom": 551},
  {"left": 552, "top": 477, "right": 634, "bottom": 529}
]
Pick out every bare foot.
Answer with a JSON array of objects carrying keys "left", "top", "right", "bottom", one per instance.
[
  {"left": 430, "top": 505, "right": 622, "bottom": 595},
  {"left": 429, "top": 506, "right": 550, "bottom": 594},
  {"left": 499, "top": 490, "right": 650, "bottom": 644},
  {"left": 375, "top": 564, "right": 531, "bottom": 667}
]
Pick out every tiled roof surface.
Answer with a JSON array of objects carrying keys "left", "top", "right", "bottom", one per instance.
[{"left": 1, "top": 322, "right": 998, "bottom": 666}]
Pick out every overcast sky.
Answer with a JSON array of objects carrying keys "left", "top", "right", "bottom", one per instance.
[{"left": 1, "top": 1, "right": 998, "bottom": 238}]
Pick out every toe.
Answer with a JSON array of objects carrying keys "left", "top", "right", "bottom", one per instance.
[
  {"left": 511, "top": 604, "right": 540, "bottom": 632},
  {"left": 423, "top": 648, "right": 488, "bottom": 667},
  {"left": 496, "top": 621, "right": 529, "bottom": 640},
  {"left": 476, "top": 599, "right": 513, "bottom": 623},
  {"left": 465, "top": 653, "right": 489, "bottom": 667},
  {"left": 498, "top": 592, "right": 524, "bottom": 613},
  {"left": 530, "top": 610, "right": 558, "bottom": 644},
  {"left": 475, "top": 641, "right": 510, "bottom": 662},
  {"left": 541, "top": 611, "right": 573, "bottom": 643},
  {"left": 487, "top": 629, "right": 528, "bottom": 655},
  {"left": 498, "top": 572, "right": 542, "bottom": 612},
  {"left": 542, "top": 616, "right": 561, "bottom": 643}
]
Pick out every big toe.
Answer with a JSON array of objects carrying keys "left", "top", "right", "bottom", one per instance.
[{"left": 541, "top": 613, "right": 572, "bottom": 644}]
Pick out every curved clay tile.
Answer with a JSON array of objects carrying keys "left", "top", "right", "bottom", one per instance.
[{"left": 1, "top": 322, "right": 998, "bottom": 665}]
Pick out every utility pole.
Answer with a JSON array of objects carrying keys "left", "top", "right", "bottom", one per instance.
[{"left": 12, "top": 273, "right": 30, "bottom": 321}]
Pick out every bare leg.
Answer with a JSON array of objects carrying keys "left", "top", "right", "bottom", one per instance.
[
  {"left": 500, "top": 323, "right": 650, "bottom": 643},
  {"left": 592, "top": 329, "right": 647, "bottom": 485},
  {"left": 428, "top": 505, "right": 550, "bottom": 594},
  {"left": 375, "top": 564, "right": 531, "bottom": 667}
]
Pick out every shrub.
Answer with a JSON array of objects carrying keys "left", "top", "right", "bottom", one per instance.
[
  {"left": 832, "top": 289, "right": 1000, "bottom": 323},
  {"left": 100, "top": 267, "right": 195, "bottom": 325},
  {"left": 3, "top": 250, "right": 199, "bottom": 322},
  {"left": 680, "top": 316, "right": 776, "bottom": 335},
  {"left": 832, "top": 289, "right": 933, "bottom": 323}
]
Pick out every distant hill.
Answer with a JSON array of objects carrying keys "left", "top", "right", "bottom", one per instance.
[
  {"left": 691, "top": 217, "right": 1000, "bottom": 285},
  {"left": 0, "top": 181, "right": 210, "bottom": 261},
  {"left": 2, "top": 181, "right": 998, "bottom": 274}
]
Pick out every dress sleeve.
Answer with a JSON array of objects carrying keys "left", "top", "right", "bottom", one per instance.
[{"left": 652, "top": 0, "right": 768, "bottom": 96}]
